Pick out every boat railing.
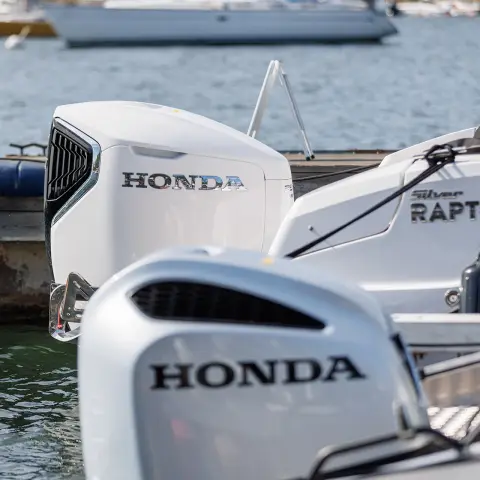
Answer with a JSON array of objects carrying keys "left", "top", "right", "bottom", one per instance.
[{"left": 248, "top": 60, "right": 315, "bottom": 161}]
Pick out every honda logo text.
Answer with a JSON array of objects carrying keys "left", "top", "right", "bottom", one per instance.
[
  {"left": 122, "top": 172, "right": 247, "bottom": 191},
  {"left": 150, "top": 356, "right": 366, "bottom": 390}
]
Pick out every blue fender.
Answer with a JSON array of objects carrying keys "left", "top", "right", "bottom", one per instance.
[{"left": 0, "top": 159, "right": 45, "bottom": 197}]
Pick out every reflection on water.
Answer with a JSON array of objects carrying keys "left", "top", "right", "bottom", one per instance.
[{"left": 0, "top": 325, "right": 84, "bottom": 479}]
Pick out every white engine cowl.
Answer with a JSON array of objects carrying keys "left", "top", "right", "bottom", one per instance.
[
  {"left": 45, "top": 101, "right": 293, "bottom": 286},
  {"left": 78, "top": 246, "right": 429, "bottom": 480}
]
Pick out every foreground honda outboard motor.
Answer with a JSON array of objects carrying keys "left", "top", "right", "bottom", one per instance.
[{"left": 78, "top": 247, "right": 430, "bottom": 480}]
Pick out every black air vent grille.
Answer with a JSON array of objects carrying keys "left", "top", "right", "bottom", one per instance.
[
  {"left": 46, "top": 127, "right": 93, "bottom": 201},
  {"left": 131, "top": 281, "right": 324, "bottom": 329}
]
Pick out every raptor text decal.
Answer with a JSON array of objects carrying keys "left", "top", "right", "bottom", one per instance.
[{"left": 410, "top": 190, "right": 479, "bottom": 223}]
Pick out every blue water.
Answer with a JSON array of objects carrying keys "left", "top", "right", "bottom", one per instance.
[{"left": 0, "top": 17, "right": 480, "bottom": 158}]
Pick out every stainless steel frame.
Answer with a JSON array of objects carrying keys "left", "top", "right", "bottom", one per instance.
[
  {"left": 247, "top": 60, "right": 315, "bottom": 161},
  {"left": 48, "top": 273, "right": 97, "bottom": 343}
]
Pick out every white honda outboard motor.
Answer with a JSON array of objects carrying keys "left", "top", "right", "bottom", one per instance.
[
  {"left": 78, "top": 247, "right": 430, "bottom": 480},
  {"left": 45, "top": 102, "right": 292, "bottom": 340},
  {"left": 45, "top": 102, "right": 293, "bottom": 286}
]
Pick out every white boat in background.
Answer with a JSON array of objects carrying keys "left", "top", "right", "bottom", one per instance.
[
  {"left": 42, "top": 0, "right": 397, "bottom": 48},
  {"left": 0, "top": 0, "right": 44, "bottom": 21},
  {"left": 389, "top": 0, "right": 479, "bottom": 17}
]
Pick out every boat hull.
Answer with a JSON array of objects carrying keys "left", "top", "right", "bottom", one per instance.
[{"left": 43, "top": 4, "right": 398, "bottom": 47}]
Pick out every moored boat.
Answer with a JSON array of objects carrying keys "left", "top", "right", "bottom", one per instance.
[
  {"left": 0, "top": 0, "right": 56, "bottom": 37},
  {"left": 42, "top": 0, "right": 398, "bottom": 48}
]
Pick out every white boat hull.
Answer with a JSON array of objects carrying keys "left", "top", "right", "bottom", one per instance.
[{"left": 43, "top": 4, "right": 398, "bottom": 47}]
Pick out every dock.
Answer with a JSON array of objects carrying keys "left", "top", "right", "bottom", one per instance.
[
  {"left": 0, "top": 19, "right": 56, "bottom": 37},
  {"left": 0, "top": 146, "right": 392, "bottom": 322}
]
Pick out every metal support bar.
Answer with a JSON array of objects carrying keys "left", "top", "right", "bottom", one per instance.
[
  {"left": 247, "top": 59, "right": 314, "bottom": 161},
  {"left": 247, "top": 60, "right": 280, "bottom": 139},
  {"left": 48, "top": 273, "right": 97, "bottom": 343},
  {"left": 393, "top": 313, "right": 480, "bottom": 352},
  {"left": 279, "top": 68, "right": 315, "bottom": 161},
  {"left": 422, "top": 351, "right": 480, "bottom": 379}
]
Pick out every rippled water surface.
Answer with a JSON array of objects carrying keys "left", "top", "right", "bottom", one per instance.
[
  {"left": 1, "top": 16, "right": 480, "bottom": 479},
  {"left": 0, "top": 326, "right": 81, "bottom": 479},
  {"left": 0, "top": 17, "right": 480, "bottom": 155}
]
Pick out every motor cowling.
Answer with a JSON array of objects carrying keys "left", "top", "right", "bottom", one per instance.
[
  {"left": 78, "top": 246, "right": 429, "bottom": 480},
  {"left": 44, "top": 101, "right": 293, "bottom": 287}
]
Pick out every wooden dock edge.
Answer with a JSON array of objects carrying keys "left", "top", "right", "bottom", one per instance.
[{"left": 0, "top": 21, "right": 57, "bottom": 37}]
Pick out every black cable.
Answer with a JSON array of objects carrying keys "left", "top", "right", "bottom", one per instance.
[{"left": 285, "top": 144, "right": 457, "bottom": 259}]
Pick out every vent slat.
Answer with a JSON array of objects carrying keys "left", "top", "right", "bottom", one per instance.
[
  {"left": 46, "top": 127, "right": 93, "bottom": 201},
  {"left": 131, "top": 281, "right": 325, "bottom": 330}
]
